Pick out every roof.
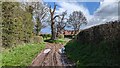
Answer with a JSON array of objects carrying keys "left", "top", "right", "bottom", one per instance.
[
  {"left": 63, "top": 30, "right": 74, "bottom": 35},
  {"left": 63, "top": 30, "right": 80, "bottom": 35}
]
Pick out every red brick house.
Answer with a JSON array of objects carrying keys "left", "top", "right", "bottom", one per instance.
[{"left": 63, "top": 30, "right": 80, "bottom": 35}]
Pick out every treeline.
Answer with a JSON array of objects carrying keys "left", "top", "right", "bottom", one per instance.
[{"left": 2, "top": 2, "right": 33, "bottom": 47}]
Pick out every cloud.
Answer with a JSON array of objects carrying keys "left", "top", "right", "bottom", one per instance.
[
  {"left": 41, "top": 0, "right": 120, "bottom": 33},
  {"left": 56, "top": 2, "right": 92, "bottom": 21},
  {"left": 82, "top": 0, "right": 119, "bottom": 29},
  {"left": 95, "top": 0, "right": 119, "bottom": 17}
]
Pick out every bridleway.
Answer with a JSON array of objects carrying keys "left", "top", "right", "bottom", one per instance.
[{"left": 31, "top": 43, "right": 75, "bottom": 67}]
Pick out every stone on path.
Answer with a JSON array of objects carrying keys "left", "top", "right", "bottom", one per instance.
[{"left": 44, "top": 49, "right": 51, "bottom": 54}]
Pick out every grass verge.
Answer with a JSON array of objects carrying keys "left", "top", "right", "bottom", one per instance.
[
  {"left": 2, "top": 42, "right": 45, "bottom": 66},
  {"left": 65, "top": 40, "right": 120, "bottom": 67}
]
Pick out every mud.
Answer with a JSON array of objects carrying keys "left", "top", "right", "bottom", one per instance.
[{"left": 31, "top": 43, "right": 75, "bottom": 67}]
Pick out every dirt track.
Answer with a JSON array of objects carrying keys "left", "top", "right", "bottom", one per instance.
[{"left": 31, "top": 43, "right": 75, "bottom": 67}]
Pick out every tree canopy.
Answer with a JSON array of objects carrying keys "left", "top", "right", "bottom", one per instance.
[{"left": 67, "top": 11, "right": 87, "bottom": 35}]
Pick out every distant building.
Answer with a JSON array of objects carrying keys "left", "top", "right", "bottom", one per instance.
[{"left": 63, "top": 30, "right": 80, "bottom": 35}]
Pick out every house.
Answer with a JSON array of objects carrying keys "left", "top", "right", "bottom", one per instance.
[
  {"left": 63, "top": 30, "right": 80, "bottom": 35},
  {"left": 63, "top": 30, "right": 74, "bottom": 35}
]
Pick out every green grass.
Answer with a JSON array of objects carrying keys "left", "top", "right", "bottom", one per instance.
[
  {"left": 43, "top": 37, "right": 51, "bottom": 41},
  {"left": 65, "top": 40, "right": 120, "bottom": 67},
  {"left": 48, "top": 39, "right": 66, "bottom": 44},
  {"left": 0, "top": 51, "right": 2, "bottom": 68},
  {"left": 2, "top": 42, "right": 45, "bottom": 66},
  {"left": 50, "top": 39, "right": 65, "bottom": 43}
]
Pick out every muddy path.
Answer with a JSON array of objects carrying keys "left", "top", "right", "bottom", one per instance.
[{"left": 31, "top": 43, "right": 75, "bottom": 67}]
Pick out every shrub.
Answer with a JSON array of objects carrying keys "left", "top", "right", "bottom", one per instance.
[
  {"left": 40, "top": 34, "right": 51, "bottom": 40},
  {"left": 58, "top": 34, "right": 64, "bottom": 39},
  {"left": 64, "top": 35, "right": 73, "bottom": 39},
  {"left": 47, "top": 34, "right": 51, "bottom": 37},
  {"left": 33, "top": 36, "right": 43, "bottom": 43}
]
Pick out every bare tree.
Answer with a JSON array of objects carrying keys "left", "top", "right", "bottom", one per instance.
[
  {"left": 67, "top": 11, "right": 87, "bottom": 35},
  {"left": 49, "top": 3, "right": 59, "bottom": 40},
  {"left": 56, "top": 11, "right": 67, "bottom": 37}
]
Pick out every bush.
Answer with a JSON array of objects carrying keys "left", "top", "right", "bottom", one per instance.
[
  {"left": 33, "top": 36, "right": 43, "bottom": 43},
  {"left": 40, "top": 34, "right": 51, "bottom": 40},
  {"left": 58, "top": 34, "right": 64, "bottom": 39},
  {"left": 47, "top": 34, "right": 51, "bottom": 37},
  {"left": 64, "top": 35, "right": 73, "bottom": 39}
]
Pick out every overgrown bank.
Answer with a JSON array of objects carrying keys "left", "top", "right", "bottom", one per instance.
[
  {"left": 65, "top": 21, "right": 120, "bottom": 67},
  {"left": 2, "top": 42, "right": 45, "bottom": 66}
]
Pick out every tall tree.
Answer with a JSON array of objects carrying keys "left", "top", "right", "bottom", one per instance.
[
  {"left": 49, "top": 3, "right": 59, "bottom": 40},
  {"left": 56, "top": 11, "right": 67, "bottom": 37},
  {"left": 33, "top": 2, "right": 48, "bottom": 35},
  {"left": 67, "top": 11, "right": 87, "bottom": 35}
]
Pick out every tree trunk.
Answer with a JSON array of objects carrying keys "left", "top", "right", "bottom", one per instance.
[
  {"left": 51, "top": 21, "right": 56, "bottom": 40},
  {"left": 74, "top": 30, "right": 77, "bottom": 35},
  {"left": 49, "top": 3, "right": 57, "bottom": 40},
  {"left": 56, "top": 27, "right": 60, "bottom": 37},
  {"left": 56, "top": 28, "right": 63, "bottom": 37},
  {"left": 74, "top": 29, "right": 79, "bottom": 36}
]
